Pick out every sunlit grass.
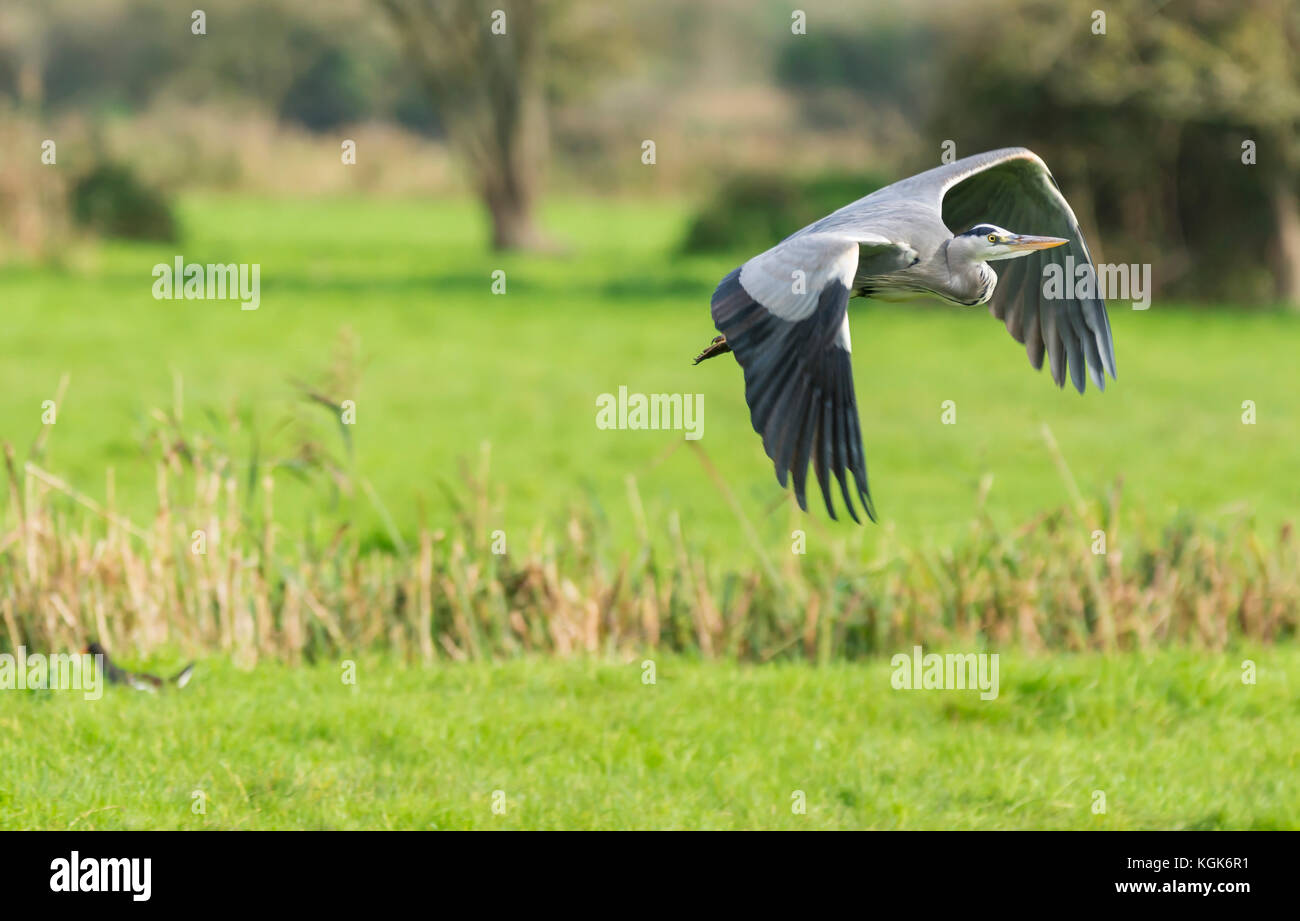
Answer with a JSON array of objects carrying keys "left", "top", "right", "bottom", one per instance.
[
  {"left": 1, "top": 194, "right": 1297, "bottom": 564},
  {"left": 1, "top": 649, "right": 1294, "bottom": 830}
]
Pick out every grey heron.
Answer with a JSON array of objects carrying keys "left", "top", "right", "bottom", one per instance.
[{"left": 694, "top": 147, "right": 1116, "bottom": 523}]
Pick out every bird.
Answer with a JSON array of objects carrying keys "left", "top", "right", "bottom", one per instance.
[
  {"left": 85, "top": 642, "right": 195, "bottom": 692},
  {"left": 693, "top": 147, "right": 1116, "bottom": 524}
]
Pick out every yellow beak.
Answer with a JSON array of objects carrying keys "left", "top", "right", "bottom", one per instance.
[{"left": 1007, "top": 234, "right": 1069, "bottom": 252}]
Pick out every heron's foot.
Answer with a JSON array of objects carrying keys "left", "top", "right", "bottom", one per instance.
[{"left": 693, "top": 334, "right": 731, "bottom": 365}]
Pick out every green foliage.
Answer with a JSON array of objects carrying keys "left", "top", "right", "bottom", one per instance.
[
  {"left": 69, "top": 163, "right": 178, "bottom": 242},
  {"left": 390, "top": 81, "right": 444, "bottom": 138},
  {"left": 681, "top": 172, "right": 889, "bottom": 254},
  {"left": 38, "top": 6, "right": 181, "bottom": 111},
  {"left": 928, "top": 0, "right": 1300, "bottom": 303},
  {"left": 775, "top": 19, "right": 935, "bottom": 115},
  {"left": 279, "top": 48, "right": 370, "bottom": 132}
]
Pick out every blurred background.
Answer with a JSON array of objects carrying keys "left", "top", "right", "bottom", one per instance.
[
  {"left": 4, "top": 0, "right": 1298, "bottom": 300},
  {"left": 0, "top": 0, "right": 1297, "bottom": 657}
]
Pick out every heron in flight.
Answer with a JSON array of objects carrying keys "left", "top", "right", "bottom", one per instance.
[{"left": 693, "top": 147, "right": 1116, "bottom": 523}]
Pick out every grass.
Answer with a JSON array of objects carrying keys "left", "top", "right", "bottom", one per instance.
[
  {"left": 1, "top": 195, "right": 1297, "bottom": 563},
  {"left": 1, "top": 649, "right": 1295, "bottom": 830},
  {"left": 2, "top": 194, "right": 1297, "bottom": 831}
]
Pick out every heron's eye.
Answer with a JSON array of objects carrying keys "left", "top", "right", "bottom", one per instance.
[{"left": 987, "top": 233, "right": 997, "bottom": 243}]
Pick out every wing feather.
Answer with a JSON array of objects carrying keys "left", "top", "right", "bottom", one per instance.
[{"left": 710, "top": 231, "right": 901, "bottom": 522}]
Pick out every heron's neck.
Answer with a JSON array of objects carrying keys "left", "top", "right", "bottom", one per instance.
[{"left": 946, "top": 248, "right": 997, "bottom": 306}]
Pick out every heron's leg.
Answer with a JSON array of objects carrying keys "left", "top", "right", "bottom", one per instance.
[{"left": 692, "top": 334, "right": 730, "bottom": 365}]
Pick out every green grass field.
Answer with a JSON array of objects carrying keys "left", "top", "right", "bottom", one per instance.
[
  {"left": 3, "top": 195, "right": 1298, "bottom": 831},
  {"left": 2, "top": 649, "right": 1294, "bottom": 830},
  {"left": 3, "top": 195, "right": 1297, "bottom": 562}
]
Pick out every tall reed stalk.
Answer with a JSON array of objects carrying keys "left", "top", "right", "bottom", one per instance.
[{"left": 1, "top": 386, "right": 1295, "bottom": 663}]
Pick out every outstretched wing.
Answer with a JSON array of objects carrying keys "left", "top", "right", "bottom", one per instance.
[
  {"left": 935, "top": 148, "right": 1116, "bottom": 393},
  {"left": 711, "top": 232, "right": 915, "bottom": 523}
]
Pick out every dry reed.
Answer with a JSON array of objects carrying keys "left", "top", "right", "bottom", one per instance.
[{"left": 1, "top": 391, "right": 1295, "bottom": 664}]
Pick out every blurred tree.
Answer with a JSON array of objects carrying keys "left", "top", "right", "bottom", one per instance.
[
  {"left": 1178, "top": 0, "right": 1300, "bottom": 305},
  {"left": 931, "top": 0, "right": 1300, "bottom": 307},
  {"left": 280, "top": 48, "right": 370, "bottom": 132},
  {"left": 390, "top": 80, "right": 444, "bottom": 138},
  {"left": 0, "top": 2, "right": 52, "bottom": 108},
  {"left": 375, "top": 0, "right": 625, "bottom": 250},
  {"left": 682, "top": 171, "right": 889, "bottom": 254},
  {"left": 775, "top": 18, "right": 935, "bottom": 121},
  {"left": 40, "top": 6, "right": 180, "bottom": 111},
  {"left": 70, "top": 163, "right": 178, "bottom": 242}
]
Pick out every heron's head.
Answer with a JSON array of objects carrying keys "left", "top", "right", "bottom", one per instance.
[{"left": 953, "top": 223, "right": 1068, "bottom": 263}]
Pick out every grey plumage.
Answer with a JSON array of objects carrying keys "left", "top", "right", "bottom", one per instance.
[{"left": 703, "top": 147, "right": 1116, "bottom": 523}]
